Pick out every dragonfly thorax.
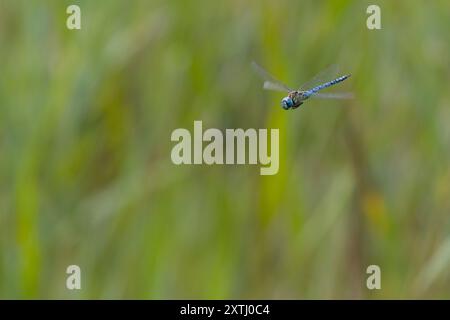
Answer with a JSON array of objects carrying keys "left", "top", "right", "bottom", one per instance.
[{"left": 282, "top": 91, "right": 306, "bottom": 110}]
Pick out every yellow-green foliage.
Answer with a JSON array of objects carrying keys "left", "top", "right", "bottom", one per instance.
[{"left": 0, "top": 0, "right": 449, "bottom": 298}]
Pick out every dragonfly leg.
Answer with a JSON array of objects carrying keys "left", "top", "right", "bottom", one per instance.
[{"left": 292, "top": 102, "right": 303, "bottom": 109}]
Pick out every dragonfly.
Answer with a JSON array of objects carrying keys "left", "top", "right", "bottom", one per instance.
[{"left": 252, "top": 62, "right": 353, "bottom": 110}]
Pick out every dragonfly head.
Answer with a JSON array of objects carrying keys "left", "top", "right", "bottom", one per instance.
[{"left": 281, "top": 96, "right": 294, "bottom": 110}]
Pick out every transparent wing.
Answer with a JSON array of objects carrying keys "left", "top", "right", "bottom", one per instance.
[
  {"left": 310, "top": 92, "right": 354, "bottom": 99},
  {"left": 299, "top": 64, "right": 340, "bottom": 91},
  {"left": 251, "top": 61, "right": 292, "bottom": 92}
]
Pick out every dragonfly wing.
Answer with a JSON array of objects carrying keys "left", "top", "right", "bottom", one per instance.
[
  {"left": 263, "top": 81, "right": 292, "bottom": 92},
  {"left": 299, "top": 64, "right": 340, "bottom": 91},
  {"left": 310, "top": 92, "right": 354, "bottom": 99},
  {"left": 252, "top": 61, "right": 292, "bottom": 92}
]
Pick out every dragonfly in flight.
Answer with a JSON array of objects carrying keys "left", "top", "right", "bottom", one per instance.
[{"left": 252, "top": 62, "right": 353, "bottom": 110}]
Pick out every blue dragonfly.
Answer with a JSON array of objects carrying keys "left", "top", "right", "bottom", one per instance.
[{"left": 252, "top": 62, "right": 353, "bottom": 110}]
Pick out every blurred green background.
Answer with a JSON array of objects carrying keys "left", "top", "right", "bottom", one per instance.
[{"left": 1, "top": 0, "right": 450, "bottom": 299}]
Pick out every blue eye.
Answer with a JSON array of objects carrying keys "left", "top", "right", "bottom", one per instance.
[{"left": 281, "top": 97, "right": 293, "bottom": 110}]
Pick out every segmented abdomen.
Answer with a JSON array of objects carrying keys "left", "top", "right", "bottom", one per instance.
[{"left": 306, "top": 75, "right": 350, "bottom": 96}]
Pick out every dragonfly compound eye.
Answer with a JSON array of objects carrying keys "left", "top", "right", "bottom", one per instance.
[{"left": 281, "top": 97, "right": 293, "bottom": 110}]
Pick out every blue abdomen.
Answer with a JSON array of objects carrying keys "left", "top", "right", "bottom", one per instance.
[{"left": 306, "top": 75, "right": 351, "bottom": 96}]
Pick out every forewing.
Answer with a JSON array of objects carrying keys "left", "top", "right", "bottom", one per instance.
[
  {"left": 299, "top": 64, "right": 340, "bottom": 91},
  {"left": 252, "top": 61, "right": 292, "bottom": 92}
]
